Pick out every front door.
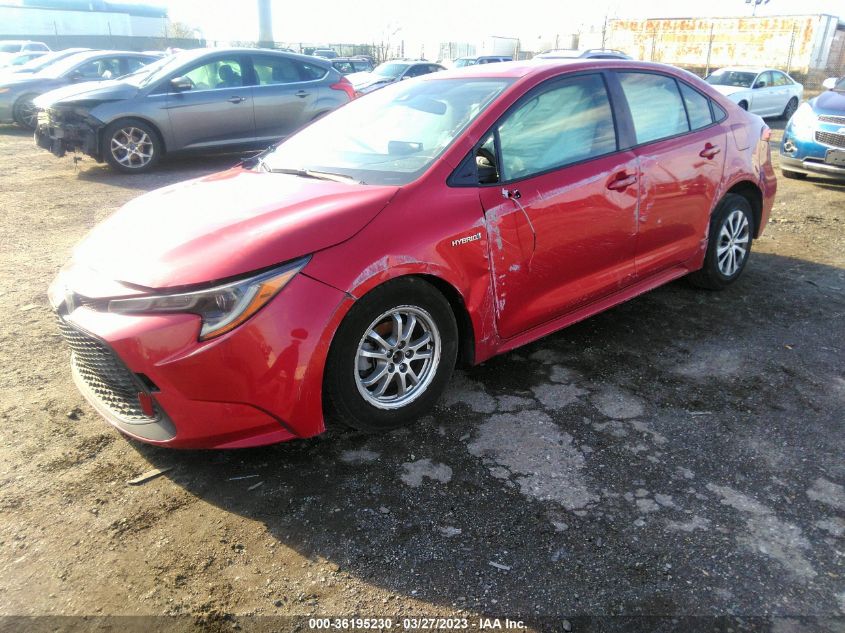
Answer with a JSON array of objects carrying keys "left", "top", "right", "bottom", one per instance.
[
  {"left": 477, "top": 73, "right": 639, "bottom": 340},
  {"left": 165, "top": 55, "right": 255, "bottom": 151},
  {"left": 614, "top": 71, "right": 727, "bottom": 278}
]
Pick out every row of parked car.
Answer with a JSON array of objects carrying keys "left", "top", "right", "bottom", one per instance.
[{"left": 2, "top": 42, "right": 844, "bottom": 180}]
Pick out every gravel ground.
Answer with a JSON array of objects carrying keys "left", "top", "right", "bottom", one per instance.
[{"left": 0, "top": 121, "right": 843, "bottom": 632}]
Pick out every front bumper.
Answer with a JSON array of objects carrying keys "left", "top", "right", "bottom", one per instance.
[
  {"left": 34, "top": 109, "right": 101, "bottom": 159},
  {"left": 780, "top": 122, "right": 845, "bottom": 179},
  {"left": 53, "top": 272, "right": 351, "bottom": 449}
]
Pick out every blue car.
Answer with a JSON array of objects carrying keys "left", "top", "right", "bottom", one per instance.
[{"left": 780, "top": 76, "right": 845, "bottom": 180}]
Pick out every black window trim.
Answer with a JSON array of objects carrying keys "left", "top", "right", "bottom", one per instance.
[{"left": 449, "top": 70, "right": 624, "bottom": 188}]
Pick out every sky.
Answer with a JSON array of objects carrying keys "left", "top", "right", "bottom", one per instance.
[{"left": 164, "top": 0, "right": 845, "bottom": 51}]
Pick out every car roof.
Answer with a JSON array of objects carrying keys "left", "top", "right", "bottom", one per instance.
[
  {"left": 167, "top": 47, "right": 334, "bottom": 67},
  {"left": 427, "top": 57, "right": 647, "bottom": 80}
]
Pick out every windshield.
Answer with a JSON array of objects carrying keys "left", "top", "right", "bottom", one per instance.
[
  {"left": 261, "top": 78, "right": 511, "bottom": 186},
  {"left": 14, "top": 49, "right": 78, "bottom": 72},
  {"left": 705, "top": 70, "right": 756, "bottom": 88},
  {"left": 454, "top": 58, "right": 476, "bottom": 67},
  {"left": 374, "top": 63, "right": 408, "bottom": 78},
  {"left": 0, "top": 43, "right": 23, "bottom": 53},
  {"left": 121, "top": 54, "right": 183, "bottom": 87}
]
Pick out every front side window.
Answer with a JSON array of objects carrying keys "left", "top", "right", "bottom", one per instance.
[
  {"left": 755, "top": 71, "right": 773, "bottom": 88},
  {"left": 618, "top": 72, "right": 688, "bottom": 144},
  {"left": 74, "top": 56, "right": 122, "bottom": 80},
  {"left": 496, "top": 74, "right": 617, "bottom": 181},
  {"left": 771, "top": 71, "right": 790, "bottom": 86},
  {"left": 180, "top": 58, "right": 243, "bottom": 91}
]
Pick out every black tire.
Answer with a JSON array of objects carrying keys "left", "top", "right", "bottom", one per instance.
[
  {"left": 688, "top": 194, "right": 754, "bottom": 290},
  {"left": 324, "top": 277, "right": 458, "bottom": 432},
  {"left": 102, "top": 118, "right": 162, "bottom": 173},
  {"left": 738, "top": 100, "right": 749, "bottom": 111},
  {"left": 781, "top": 97, "right": 799, "bottom": 120},
  {"left": 781, "top": 169, "right": 807, "bottom": 180},
  {"left": 12, "top": 93, "right": 39, "bottom": 129}
]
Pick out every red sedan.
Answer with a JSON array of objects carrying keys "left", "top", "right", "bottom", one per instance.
[{"left": 49, "top": 60, "right": 776, "bottom": 449}]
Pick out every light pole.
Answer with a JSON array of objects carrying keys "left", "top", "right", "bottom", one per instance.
[{"left": 745, "top": 0, "right": 769, "bottom": 17}]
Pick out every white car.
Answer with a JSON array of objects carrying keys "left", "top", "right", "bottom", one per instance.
[
  {"left": 704, "top": 66, "right": 803, "bottom": 119},
  {"left": 0, "top": 40, "right": 50, "bottom": 65}
]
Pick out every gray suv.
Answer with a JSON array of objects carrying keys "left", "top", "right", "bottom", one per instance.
[{"left": 33, "top": 48, "right": 355, "bottom": 173}]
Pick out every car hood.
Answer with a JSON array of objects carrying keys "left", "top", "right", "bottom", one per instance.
[
  {"left": 709, "top": 85, "right": 749, "bottom": 97},
  {"left": 812, "top": 89, "right": 845, "bottom": 115},
  {"left": 350, "top": 73, "right": 393, "bottom": 90},
  {"left": 33, "top": 79, "right": 136, "bottom": 109},
  {"left": 72, "top": 168, "right": 400, "bottom": 291}
]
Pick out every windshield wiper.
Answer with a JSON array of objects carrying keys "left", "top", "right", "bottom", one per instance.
[{"left": 264, "top": 166, "right": 362, "bottom": 184}]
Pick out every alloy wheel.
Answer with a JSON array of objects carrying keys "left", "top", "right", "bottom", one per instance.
[
  {"left": 110, "top": 127, "right": 154, "bottom": 169},
  {"left": 716, "top": 209, "right": 750, "bottom": 277},
  {"left": 18, "top": 98, "right": 37, "bottom": 128},
  {"left": 354, "top": 305, "right": 441, "bottom": 409}
]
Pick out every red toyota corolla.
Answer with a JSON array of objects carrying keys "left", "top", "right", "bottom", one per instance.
[{"left": 49, "top": 60, "right": 776, "bottom": 449}]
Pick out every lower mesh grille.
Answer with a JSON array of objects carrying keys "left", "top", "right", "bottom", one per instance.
[
  {"left": 56, "top": 316, "right": 158, "bottom": 422},
  {"left": 815, "top": 130, "right": 845, "bottom": 149}
]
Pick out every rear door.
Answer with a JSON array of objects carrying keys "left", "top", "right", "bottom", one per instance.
[
  {"left": 249, "top": 54, "right": 328, "bottom": 143},
  {"left": 164, "top": 54, "right": 255, "bottom": 151},
  {"left": 476, "top": 73, "right": 639, "bottom": 338},
  {"left": 614, "top": 71, "right": 726, "bottom": 279}
]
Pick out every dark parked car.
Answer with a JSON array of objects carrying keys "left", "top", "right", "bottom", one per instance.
[
  {"left": 331, "top": 57, "right": 374, "bottom": 74},
  {"left": 350, "top": 60, "right": 445, "bottom": 94},
  {"left": 34, "top": 48, "right": 356, "bottom": 173},
  {"left": 535, "top": 48, "right": 632, "bottom": 60},
  {"left": 0, "top": 50, "right": 158, "bottom": 128}
]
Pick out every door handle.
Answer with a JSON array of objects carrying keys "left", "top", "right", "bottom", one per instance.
[
  {"left": 227, "top": 96, "right": 246, "bottom": 104},
  {"left": 295, "top": 90, "right": 309, "bottom": 98},
  {"left": 607, "top": 172, "right": 637, "bottom": 191},
  {"left": 699, "top": 144, "right": 721, "bottom": 159}
]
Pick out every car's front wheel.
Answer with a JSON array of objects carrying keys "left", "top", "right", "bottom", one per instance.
[
  {"left": 325, "top": 277, "right": 458, "bottom": 432},
  {"left": 103, "top": 118, "right": 161, "bottom": 173},
  {"left": 13, "top": 93, "right": 39, "bottom": 129},
  {"left": 689, "top": 194, "right": 753, "bottom": 290}
]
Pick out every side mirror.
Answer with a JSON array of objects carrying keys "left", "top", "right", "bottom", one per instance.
[
  {"left": 754, "top": 80, "right": 766, "bottom": 89},
  {"left": 822, "top": 77, "right": 838, "bottom": 90},
  {"left": 169, "top": 76, "right": 192, "bottom": 91},
  {"left": 400, "top": 75, "right": 409, "bottom": 81}
]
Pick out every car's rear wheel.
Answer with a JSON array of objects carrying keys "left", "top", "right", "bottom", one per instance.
[
  {"left": 103, "top": 118, "right": 161, "bottom": 173},
  {"left": 781, "top": 97, "right": 799, "bottom": 120},
  {"left": 325, "top": 277, "right": 458, "bottom": 432},
  {"left": 782, "top": 169, "right": 807, "bottom": 180},
  {"left": 689, "top": 194, "right": 753, "bottom": 290},
  {"left": 13, "top": 93, "right": 39, "bottom": 129}
]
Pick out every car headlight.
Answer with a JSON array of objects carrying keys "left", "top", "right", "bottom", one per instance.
[
  {"left": 788, "top": 102, "right": 816, "bottom": 138},
  {"left": 107, "top": 258, "right": 309, "bottom": 340}
]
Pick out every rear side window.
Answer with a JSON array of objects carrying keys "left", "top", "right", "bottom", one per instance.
[
  {"left": 678, "top": 82, "right": 713, "bottom": 130},
  {"left": 497, "top": 74, "right": 617, "bottom": 181},
  {"left": 618, "top": 72, "right": 688, "bottom": 144},
  {"left": 298, "top": 60, "right": 327, "bottom": 81},
  {"left": 124, "top": 56, "right": 151, "bottom": 74},
  {"left": 254, "top": 56, "right": 306, "bottom": 84}
]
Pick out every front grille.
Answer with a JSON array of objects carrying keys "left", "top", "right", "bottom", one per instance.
[
  {"left": 818, "top": 114, "right": 845, "bottom": 125},
  {"left": 56, "top": 316, "right": 158, "bottom": 422},
  {"left": 815, "top": 131, "right": 845, "bottom": 149}
]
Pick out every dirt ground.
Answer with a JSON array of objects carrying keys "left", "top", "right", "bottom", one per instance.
[{"left": 0, "top": 120, "right": 843, "bottom": 633}]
